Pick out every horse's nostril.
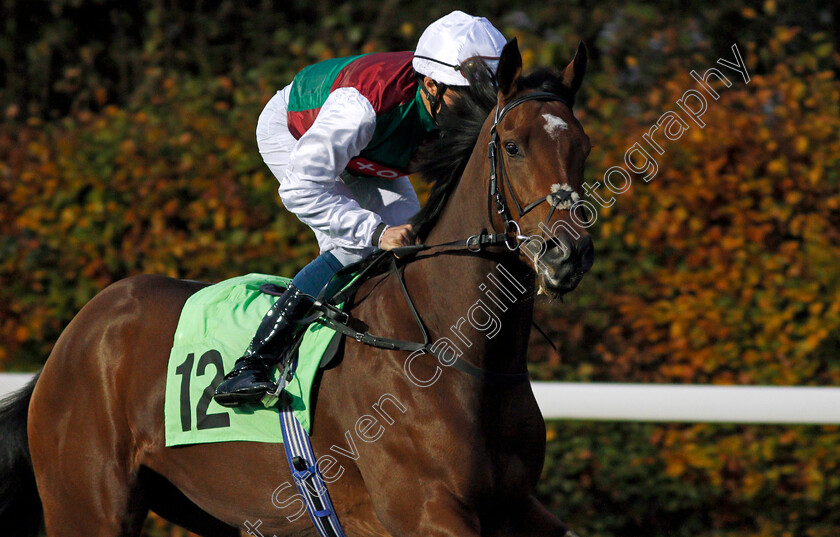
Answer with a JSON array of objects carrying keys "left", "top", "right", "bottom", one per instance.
[{"left": 577, "top": 235, "right": 594, "bottom": 272}]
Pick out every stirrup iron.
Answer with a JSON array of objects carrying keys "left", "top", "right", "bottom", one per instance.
[{"left": 260, "top": 354, "right": 295, "bottom": 408}]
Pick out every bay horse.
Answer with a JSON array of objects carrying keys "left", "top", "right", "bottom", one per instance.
[{"left": 0, "top": 39, "right": 592, "bottom": 537}]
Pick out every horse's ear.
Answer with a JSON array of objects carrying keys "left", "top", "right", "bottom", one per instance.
[
  {"left": 496, "top": 38, "right": 522, "bottom": 102},
  {"left": 561, "top": 41, "right": 587, "bottom": 96}
]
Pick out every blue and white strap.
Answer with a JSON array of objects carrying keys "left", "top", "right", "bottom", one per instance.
[{"left": 278, "top": 396, "right": 346, "bottom": 537}]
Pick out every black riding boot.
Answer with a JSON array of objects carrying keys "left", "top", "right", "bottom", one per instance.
[{"left": 213, "top": 284, "right": 314, "bottom": 407}]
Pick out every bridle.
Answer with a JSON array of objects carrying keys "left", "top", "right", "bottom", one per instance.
[{"left": 487, "top": 91, "right": 579, "bottom": 250}]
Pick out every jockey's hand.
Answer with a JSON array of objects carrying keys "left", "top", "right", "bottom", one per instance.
[{"left": 379, "top": 224, "right": 414, "bottom": 251}]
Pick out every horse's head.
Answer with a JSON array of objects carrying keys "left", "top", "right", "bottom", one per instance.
[{"left": 489, "top": 39, "right": 593, "bottom": 298}]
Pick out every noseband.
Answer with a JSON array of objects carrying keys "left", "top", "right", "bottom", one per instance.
[{"left": 487, "top": 91, "right": 578, "bottom": 249}]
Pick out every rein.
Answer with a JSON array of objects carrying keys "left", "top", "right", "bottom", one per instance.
[
  {"left": 308, "top": 91, "right": 575, "bottom": 385},
  {"left": 313, "top": 253, "right": 530, "bottom": 385}
]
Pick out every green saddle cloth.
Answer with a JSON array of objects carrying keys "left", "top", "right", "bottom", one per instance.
[{"left": 164, "top": 273, "right": 341, "bottom": 447}]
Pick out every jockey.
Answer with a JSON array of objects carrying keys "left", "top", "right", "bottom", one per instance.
[{"left": 214, "top": 10, "right": 506, "bottom": 407}]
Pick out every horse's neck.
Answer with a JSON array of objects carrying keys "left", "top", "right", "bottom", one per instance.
[
  {"left": 423, "top": 120, "right": 495, "bottom": 245},
  {"left": 415, "top": 147, "right": 536, "bottom": 375},
  {"left": 414, "top": 253, "right": 535, "bottom": 375}
]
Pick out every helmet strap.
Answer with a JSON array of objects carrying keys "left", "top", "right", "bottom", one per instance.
[{"left": 420, "top": 80, "right": 448, "bottom": 123}]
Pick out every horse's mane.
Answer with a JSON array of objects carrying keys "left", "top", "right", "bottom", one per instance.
[{"left": 409, "top": 64, "right": 573, "bottom": 241}]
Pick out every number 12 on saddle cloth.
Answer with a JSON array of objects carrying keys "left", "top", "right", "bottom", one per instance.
[{"left": 163, "top": 273, "right": 341, "bottom": 447}]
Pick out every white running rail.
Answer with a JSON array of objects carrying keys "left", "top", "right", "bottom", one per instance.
[
  {"left": 0, "top": 373, "right": 35, "bottom": 397},
  {"left": 2, "top": 374, "right": 839, "bottom": 424},
  {"left": 531, "top": 382, "right": 840, "bottom": 424}
]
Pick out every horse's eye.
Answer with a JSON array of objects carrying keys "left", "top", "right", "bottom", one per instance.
[{"left": 504, "top": 142, "right": 519, "bottom": 156}]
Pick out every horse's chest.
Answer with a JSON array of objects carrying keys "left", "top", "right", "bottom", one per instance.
[{"left": 456, "top": 399, "right": 546, "bottom": 494}]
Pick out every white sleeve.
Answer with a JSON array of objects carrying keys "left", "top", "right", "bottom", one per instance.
[{"left": 277, "top": 87, "right": 381, "bottom": 250}]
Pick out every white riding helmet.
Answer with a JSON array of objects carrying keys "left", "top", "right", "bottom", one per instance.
[{"left": 413, "top": 11, "right": 506, "bottom": 86}]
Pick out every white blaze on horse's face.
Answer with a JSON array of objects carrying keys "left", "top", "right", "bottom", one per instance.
[{"left": 542, "top": 113, "right": 569, "bottom": 141}]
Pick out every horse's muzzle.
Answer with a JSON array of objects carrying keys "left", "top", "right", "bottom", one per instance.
[{"left": 538, "top": 234, "right": 594, "bottom": 297}]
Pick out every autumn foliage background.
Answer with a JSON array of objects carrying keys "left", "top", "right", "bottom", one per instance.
[{"left": 2, "top": 1, "right": 839, "bottom": 536}]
